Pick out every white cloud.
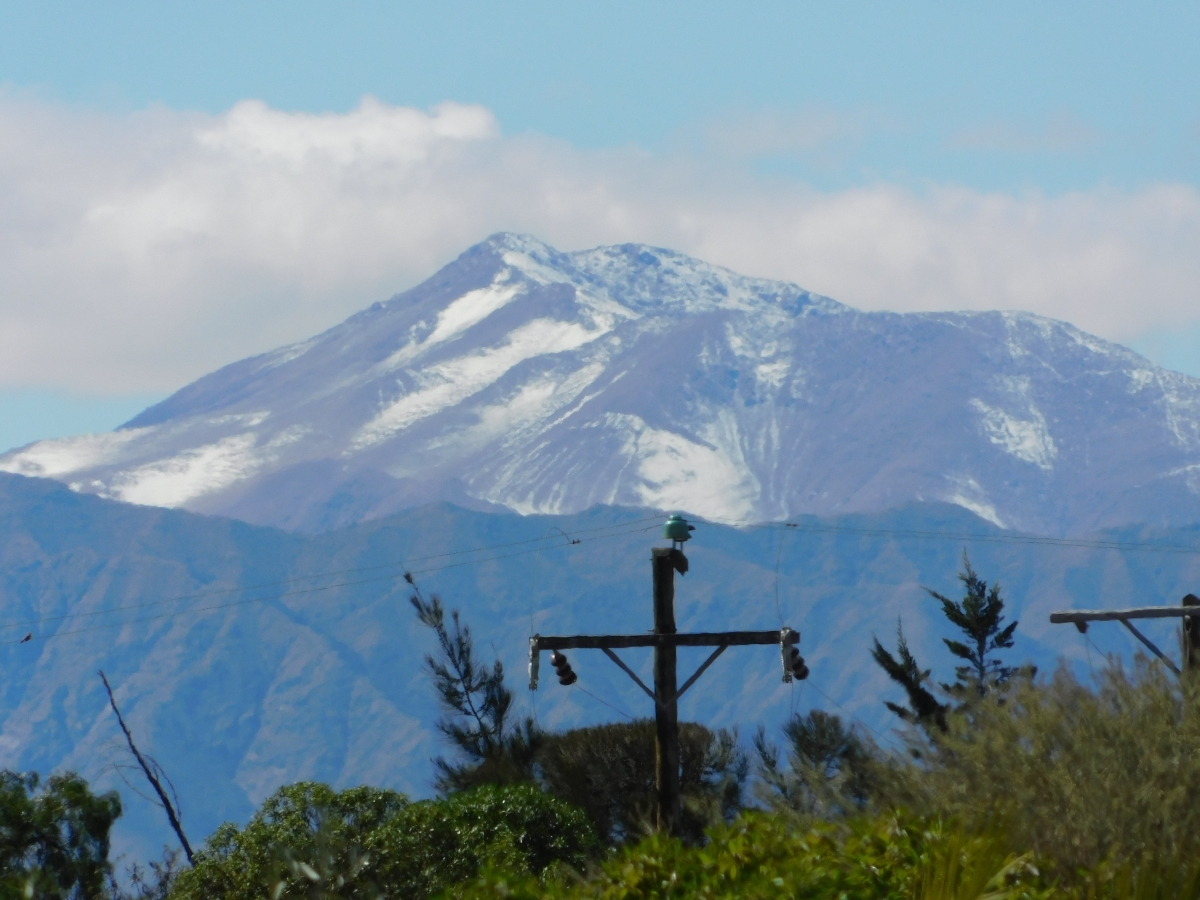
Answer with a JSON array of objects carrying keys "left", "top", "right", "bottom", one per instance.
[
  {"left": 699, "top": 107, "right": 879, "bottom": 162},
  {"left": 1, "top": 92, "right": 1198, "bottom": 394},
  {"left": 948, "top": 111, "right": 1103, "bottom": 154}
]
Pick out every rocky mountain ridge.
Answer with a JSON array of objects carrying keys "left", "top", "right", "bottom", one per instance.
[{"left": 3, "top": 233, "right": 1199, "bottom": 535}]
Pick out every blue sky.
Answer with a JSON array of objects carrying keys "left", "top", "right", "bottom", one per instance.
[
  {"left": 6, "top": 2, "right": 1198, "bottom": 190},
  {"left": 1, "top": 1, "right": 1198, "bottom": 450}
]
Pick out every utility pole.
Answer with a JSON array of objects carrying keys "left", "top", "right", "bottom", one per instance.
[
  {"left": 530, "top": 515, "right": 808, "bottom": 835},
  {"left": 652, "top": 545, "right": 682, "bottom": 834},
  {"left": 1050, "top": 593, "right": 1200, "bottom": 677}
]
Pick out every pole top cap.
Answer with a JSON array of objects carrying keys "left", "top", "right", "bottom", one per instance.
[{"left": 663, "top": 514, "right": 695, "bottom": 543}]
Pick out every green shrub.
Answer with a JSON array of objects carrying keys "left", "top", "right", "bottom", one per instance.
[
  {"left": 878, "top": 658, "right": 1200, "bottom": 880},
  {"left": 452, "top": 810, "right": 1050, "bottom": 900},
  {"left": 367, "top": 783, "right": 596, "bottom": 897},
  {"left": 169, "top": 782, "right": 594, "bottom": 900},
  {"left": 0, "top": 770, "right": 122, "bottom": 900},
  {"left": 169, "top": 782, "right": 405, "bottom": 900}
]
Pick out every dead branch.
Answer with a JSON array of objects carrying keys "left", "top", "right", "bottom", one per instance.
[{"left": 98, "top": 671, "right": 195, "bottom": 865}]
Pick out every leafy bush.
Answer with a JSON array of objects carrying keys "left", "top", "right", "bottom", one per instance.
[
  {"left": 169, "top": 782, "right": 405, "bottom": 900},
  {"left": 878, "top": 658, "right": 1200, "bottom": 879},
  {"left": 168, "top": 782, "right": 594, "bottom": 900},
  {"left": 367, "top": 783, "right": 595, "bottom": 897},
  {"left": 451, "top": 810, "right": 1050, "bottom": 900},
  {"left": 0, "top": 770, "right": 122, "bottom": 900}
]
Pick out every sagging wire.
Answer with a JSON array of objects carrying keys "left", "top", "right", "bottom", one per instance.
[
  {"left": 0, "top": 514, "right": 660, "bottom": 634},
  {"left": 571, "top": 683, "right": 633, "bottom": 721},
  {"left": 3, "top": 519, "right": 660, "bottom": 646},
  {"left": 805, "top": 677, "right": 901, "bottom": 752}
]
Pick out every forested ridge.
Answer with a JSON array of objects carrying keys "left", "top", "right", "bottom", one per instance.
[{"left": 7, "top": 558, "right": 1200, "bottom": 899}]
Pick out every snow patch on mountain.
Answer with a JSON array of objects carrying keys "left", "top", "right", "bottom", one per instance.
[
  {"left": 378, "top": 279, "right": 523, "bottom": 373},
  {"left": 107, "top": 433, "right": 263, "bottom": 506},
  {"left": 607, "top": 410, "right": 760, "bottom": 521},
  {"left": 4, "top": 429, "right": 149, "bottom": 478},
  {"left": 352, "top": 316, "right": 613, "bottom": 450},
  {"left": 942, "top": 474, "right": 1005, "bottom": 528},
  {"left": 970, "top": 378, "right": 1058, "bottom": 470}
]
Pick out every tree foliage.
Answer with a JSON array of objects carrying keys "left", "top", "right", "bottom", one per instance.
[
  {"left": 872, "top": 553, "right": 1024, "bottom": 731},
  {"left": 168, "top": 782, "right": 594, "bottom": 900},
  {"left": 169, "top": 782, "right": 404, "bottom": 900},
  {"left": 927, "top": 553, "right": 1020, "bottom": 697},
  {"left": 754, "top": 710, "right": 874, "bottom": 816},
  {"left": 870, "top": 621, "right": 948, "bottom": 732},
  {"left": 451, "top": 810, "right": 1049, "bottom": 900},
  {"left": 877, "top": 658, "right": 1200, "bottom": 880},
  {"left": 366, "top": 783, "right": 595, "bottom": 897},
  {"left": 408, "top": 577, "right": 542, "bottom": 792},
  {"left": 0, "top": 770, "right": 121, "bottom": 900},
  {"left": 537, "top": 720, "right": 747, "bottom": 846}
]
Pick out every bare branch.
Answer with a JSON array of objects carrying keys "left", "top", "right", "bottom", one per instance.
[{"left": 98, "top": 671, "right": 195, "bottom": 866}]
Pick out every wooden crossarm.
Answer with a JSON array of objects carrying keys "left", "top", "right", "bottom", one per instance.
[
  {"left": 529, "top": 629, "right": 797, "bottom": 692},
  {"left": 532, "top": 630, "right": 783, "bottom": 651},
  {"left": 1050, "top": 607, "right": 1200, "bottom": 624},
  {"left": 1050, "top": 606, "right": 1194, "bottom": 677}
]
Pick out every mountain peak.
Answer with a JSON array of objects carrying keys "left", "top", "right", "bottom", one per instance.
[{"left": 2, "top": 235, "right": 1198, "bottom": 535}]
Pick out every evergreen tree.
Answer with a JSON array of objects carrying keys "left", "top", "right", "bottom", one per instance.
[
  {"left": 754, "top": 710, "right": 873, "bottom": 815},
  {"left": 926, "top": 552, "right": 1019, "bottom": 698},
  {"left": 872, "top": 553, "right": 1026, "bottom": 734},
  {"left": 407, "top": 574, "right": 542, "bottom": 791},
  {"left": 870, "top": 622, "right": 948, "bottom": 733},
  {"left": 537, "top": 720, "right": 746, "bottom": 845}
]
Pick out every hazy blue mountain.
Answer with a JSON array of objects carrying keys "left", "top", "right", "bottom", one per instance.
[
  {"left": 4, "top": 234, "right": 1200, "bottom": 536},
  {"left": 2, "top": 471, "right": 1199, "bottom": 864}
]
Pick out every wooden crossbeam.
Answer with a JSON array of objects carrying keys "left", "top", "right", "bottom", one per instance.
[
  {"left": 675, "top": 644, "right": 728, "bottom": 700},
  {"left": 1050, "top": 606, "right": 1200, "bottom": 624},
  {"left": 531, "top": 630, "right": 781, "bottom": 651},
  {"left": 1050, "top": 601, "right": 1200, "bottom": 678},
  {"left": 528, "top": 542, "right": 805, "bottom": 838},
  {"left": 601, "top": 648, "right": 656, "bottom": 702},
  {"left": 1119, "top": 619, "right": 1181, "bottom": 675}
]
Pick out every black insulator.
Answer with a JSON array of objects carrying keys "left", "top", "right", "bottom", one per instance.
[{"left": 551, "top": 651, "right": 577, "bottom": 686}]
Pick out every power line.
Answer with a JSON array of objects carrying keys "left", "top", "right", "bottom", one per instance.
[
  {"left": 1, "top": 515, "right": 662, "bottom": 634},
  {"left": 804, "top": 677, "right": 901, "bottom": 751},
  {"left": 703, "top": 515, "right": 1200, "bottom": 557},
  {"left": 1, "top": 569, "right": 411, "bottom": 646},
  {"left": 3, "top": 519, "right": 661, "bottom": 646},
  {"left": 571, "top": 683, "right": 633, "bottom": 721},
  {"left": 12, "top": 508, "right": 1194, "bottom": 638}
]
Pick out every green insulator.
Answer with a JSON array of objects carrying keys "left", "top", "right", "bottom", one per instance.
[{"left": 663, "top": 513, "right": 695, "bottom": 542}]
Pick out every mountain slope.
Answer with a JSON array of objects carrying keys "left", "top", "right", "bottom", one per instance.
[
  {"left": 3, "top": 471, "right": 1200, "bottom": 864},
  {"left": 4, "top": 234, "right": 1200, "bottom": 535}
]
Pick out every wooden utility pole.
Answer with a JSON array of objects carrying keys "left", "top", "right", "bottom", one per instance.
[
  {"left": 1050, "top": 593, "right": 1200, "bottom": 677},
  {"left": 1183, "top": 594, "right": 1200, "bottom": 673},
  {"left": 530, "top": 516, "right": 808, "bottom": 836},
  {"left": 652, "top": 546, "right": 683, "bottom": 833}
]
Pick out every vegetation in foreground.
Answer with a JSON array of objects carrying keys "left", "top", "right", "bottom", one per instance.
[{"left": 8, "top": 556, "right": 1200, "bottom": 898}]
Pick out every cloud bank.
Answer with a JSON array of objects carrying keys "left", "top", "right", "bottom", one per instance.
[{"left": 1, "top": 93, "right": 1198, "bottom": 393}]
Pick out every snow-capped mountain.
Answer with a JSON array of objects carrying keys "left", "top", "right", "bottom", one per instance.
[{"left": 5, "top": 233, "right": 1200, "bottom": 535}]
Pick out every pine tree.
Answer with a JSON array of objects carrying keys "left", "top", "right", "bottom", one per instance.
[
  {"left": 926, "top": 552, "right": 1019, "bottom": 698},
  {"left": 754, "top": 710, "right": 872, "bottom": 814},
  {"left": 872, "top": 553, "right": 1026, "bottom": 735},
  {"left": 870, "top": 621, "right": 948, "bottom": 732},
  {"left": 407, "top": 574, "right": 541, "bottom": 792}
]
